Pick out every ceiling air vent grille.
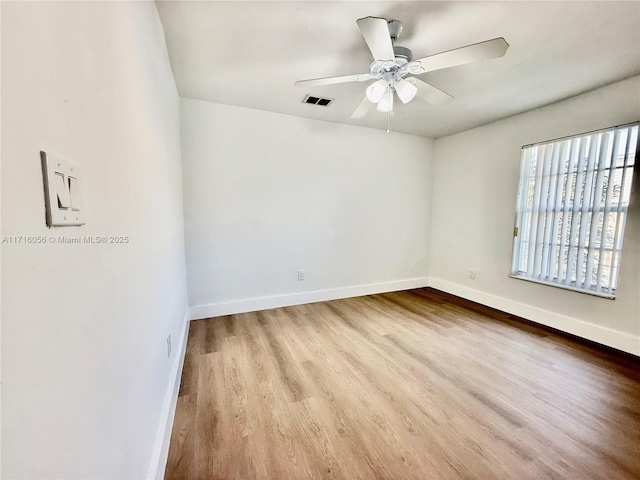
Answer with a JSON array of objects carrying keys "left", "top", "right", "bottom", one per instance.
[{"left": 302, "top": 94, "right": 334, "bottom": 107}]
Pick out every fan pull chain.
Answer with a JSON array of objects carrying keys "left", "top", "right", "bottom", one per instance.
[{"left": 386, "top": 111, "right": 390, "bottom": 134}]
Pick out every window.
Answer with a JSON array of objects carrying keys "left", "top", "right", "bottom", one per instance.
[{"left": 511, "top": 123, "right": 638, "bottom": 298}]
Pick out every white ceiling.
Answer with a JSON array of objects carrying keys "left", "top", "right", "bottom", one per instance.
[{"left": 156, "top": 1, "right": 640, "bottom": 138}]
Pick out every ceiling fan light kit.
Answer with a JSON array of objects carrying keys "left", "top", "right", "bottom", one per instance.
[
  {"left": 395, "top": 79, "right": 418, "bottom": 104},
  {"left": 377, "top": 88, "right": 394, "bottom": 113},
  {"left": 366, "top": 79, "right": 388, "bottom": 103},
  {"left": 295, "top": 16, "right": 509, "bottom": 123}
]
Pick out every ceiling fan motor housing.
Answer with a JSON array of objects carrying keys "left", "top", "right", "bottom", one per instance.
[
  {"left": 393, "top": 46, "right": 412, "bottom": 64},
  {"left": 369, "top": 46, "right": 414, "bottom": 88}
]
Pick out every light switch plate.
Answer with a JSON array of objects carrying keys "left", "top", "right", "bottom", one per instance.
[{"left": 41, "top": 151, "right": 85, "bottom": 226}]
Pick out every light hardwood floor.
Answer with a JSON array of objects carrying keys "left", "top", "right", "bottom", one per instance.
[{"left": 166, "top": 288, "right": 640, "bottom": 480}]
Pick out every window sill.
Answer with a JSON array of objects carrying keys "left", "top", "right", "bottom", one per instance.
[{"left": 508, "top": 274, "right": 616, "bottom": 299}]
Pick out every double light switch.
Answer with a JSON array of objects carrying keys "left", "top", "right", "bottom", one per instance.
[{"left": 41, "top": 151, "right": 85, "bottom": 226}]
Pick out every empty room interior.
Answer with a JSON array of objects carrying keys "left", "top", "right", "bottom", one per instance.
[{"left": 3, "top": 1, "right": 640, "bottom": 479}]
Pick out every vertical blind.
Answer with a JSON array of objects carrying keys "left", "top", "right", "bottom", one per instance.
[{"left": 511, "top": 123, "right": 638, "bottom": 298}]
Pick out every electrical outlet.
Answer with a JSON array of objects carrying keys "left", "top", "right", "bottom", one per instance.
[
  {"left": 166, "top": 335, "right": 172, "bottom": 358},
  {"left": 298, "top": 270, "right": 305, "bottom": 281},
  {"left": 469, "top": 270, "right": 477, "bottom": 280}
]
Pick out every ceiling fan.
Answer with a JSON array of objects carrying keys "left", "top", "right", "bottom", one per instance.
[{"left": 295, "top": 17, "right": 509, "bottom": 119}]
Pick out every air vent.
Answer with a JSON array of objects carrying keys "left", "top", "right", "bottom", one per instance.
[{"left": 302, "top": 94, "right": 334, "bottom": 107}]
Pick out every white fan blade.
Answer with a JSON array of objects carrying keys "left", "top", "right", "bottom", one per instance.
[
  {"left": 414, "top": 37, "right": 509, "bottom": 74},
  {"left": 409, "top": 77, "right": 453, "bottom": 106},
  {"left": 295, "top": 73, "right": 372, "bottom": 87},
  {"left": 351, "top": 96, "right": 373, "bottom": 119},
  {"left": 356, "top": 17, "right": 395, "bottom": 61}
]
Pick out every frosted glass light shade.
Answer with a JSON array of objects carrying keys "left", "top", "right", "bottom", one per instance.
[
  {"left": 377, "top": 88, "right": 394, "bottom": 112},
  {"left": 395, "top": 79, "right": 418, "bottom": 104},
  {"left": 366, "top": 79, "right": 388, "bottom": 103}
]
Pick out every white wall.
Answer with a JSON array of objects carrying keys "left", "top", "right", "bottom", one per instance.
[
  {"left": 430, "top": 76, "right": 640, "bottom": 355},
  {"left": 1, "top": 2, "right": 188, "bottom": 478},
  {"left": 181, "top": 98, "right": 434, "bottom": 318}
]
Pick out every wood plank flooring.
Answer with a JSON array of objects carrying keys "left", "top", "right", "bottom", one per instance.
[{"left": 165, "top": 288, "right": 640, "bottom": 480}]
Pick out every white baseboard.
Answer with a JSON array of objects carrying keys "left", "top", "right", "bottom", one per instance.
[
  {"left": 190, "top": 277, "right": 430, "bottom": 320},
  {"left": 147, "top": 309, "right": 190, "bottom": 480},
  {"left": 428, "top": 277, "right": 640, "bottom": 356}
]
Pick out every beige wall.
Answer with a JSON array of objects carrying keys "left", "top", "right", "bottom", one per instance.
[
  {"left": 1, "top": 2, "right": 188, "bottom": 478},
  {"left": 181, "top": 98, "right": 434, "bottom": 317}
]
